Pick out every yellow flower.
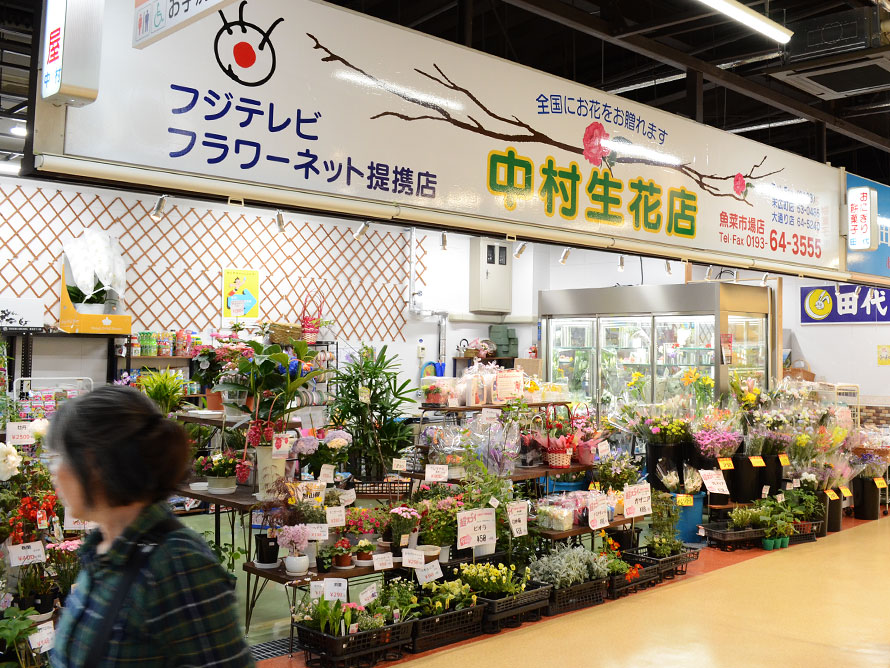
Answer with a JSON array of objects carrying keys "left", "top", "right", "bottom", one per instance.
[{"left": 411, "top": 596, "right": 417, "bottom": 603}]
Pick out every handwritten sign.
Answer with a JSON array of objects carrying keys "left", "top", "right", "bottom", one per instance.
[
  {"left": 456, "top": 508, "right": 496, "bottom": 549},
  {"left": 318, "top": 465, "right": 336, "bottom": 484},
  {"left": 8, "top": 422, "right": 34, "bottom": 446},
  {"left": 8, "top": 541, "right": 46, "bottom": 567},
  {"left": 402, "top": 549, "right": 424, "bottom": 568},
  {"left": 425, "top": 465, "right": 449, "bottom": 482},
  {"left": 323, "top": 578, "right": 348, "bottom": 601},
  {"left": 479, "top": 408, "right": 502, "bottom": 424},
  {"left": 778, "top": 453, "right": 791, "bottom": 466},
  {"left": 339, "top": 489, "right": 356, "bottom": 506},
  {"left": 415, "top": 559, "right": 443, "bottom": 584},
  {"left": 749, "top": 456, "right": 766, "bottom": 468},
  {"left": 623, "top": 483, "right": 652, "bottom": 518},
  {"left": 597, "top": 442, "right": 610, "bottom": 459},
  {"left": 372, "top": 552, "right": 393, "bottom": 571},
  {"left": 358, "top": 386, "right": 371, "bottom": 404},
  {"left": 392, "top": 458, "right": 408, "bottom": 471},
  {"left": 875, "top": 477, "right": 887, "bottom": 489},
  {"left": 588, "top": 495, "right": 610, "bottom": 531},
  {"left": 306, "top": 524, "right": 329, "bottom": 541},
  {"left": 506, "top": 501, "right": 528, "bottom": 537},
  {"left": 272, "top": 432, "right": 293, "bottom": 459},
  {"left": 28, "top": 621, "right": 54, "bottom": 654},
  {"left": 488, "top": 496, "right": 500, "bottom": 508},
  {"left": 839, "top": 486, "right": 852, "bottom": 498},
  {"left": 359, "top": 583, "right": 378, "bottom": 606},
  {"left": 700, "top": 470, "right": 730, "bottom": 495},
  {"left": 825, "top": 489, "right": 839, "bottom": 501},
  {"left": 310, "top": 581, "right": 324, "bottom": 600},
  {"left": 718, "top": 457, "right": 734, "bottom": 471},
  {"left": 348, "top": 623, "right": 359, "bottom": 635},
  {"left": 676, "top": 494, "right": 693, "bottom": 507},
  {"left": 775, "top": 493, "right": 785, "bottom": 504},
  {"left": 761, "top": 485, "right": 771, "bottom": 499},
  {"left": 792, "top": 478, "right": 801, "bottom": 488},
  {"left": 325, "top": 506, "right": 346, "bottom": 527}
]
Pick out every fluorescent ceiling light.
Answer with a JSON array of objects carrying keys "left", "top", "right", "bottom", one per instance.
[
  {"left": 601, "top": 139, "right": 681, "bottom": 166},
  {"left": 0, "top": 161, "right": 20, "bottom": 174},
  {"left": 729, "top": 118, "right": 807, "bottom": 134},
  {"left": 665, "top": 260, "right": 672, "bottom": 276},
  {"left": 353, "top": 221, "right": 370, "bottom": 240},
  {"left": 440, "top": 231, "right": 447, "bottom": 251},
  {"left": 618, "top": 255, "right": 625, "bottom": 272},
  {"left": 692, "top": 0, "right": 793, "bottom": 44},
  {"left": 149, "top": 195, "right": 167, "bottom": 222},
  {"left": 9, "top": 126, "right": 26, "bottom": 137},
  {"left": 276, "top": 210, "right": 285, "bottom": 234},
  {"left": 705, "top": 265, "right": 713, "bottom": 281}
]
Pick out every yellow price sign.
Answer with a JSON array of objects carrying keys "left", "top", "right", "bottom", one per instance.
[
  {"left": 749, "top": 456, "right": 766, "bottom": 468},
  {"left": 718, "top": 457, "right": 734, "bottom": 471},
  {"left": 588, "top": 483, "right": 597, "bottom": 491},
  {"left": 778, "top": 453, "right": 790, "bottom": 466},
  {"left": 874, "top": 477, "right": 888, "bottom": 489},
  {"left": 825, "top": 489, "right": 839, "bottom": 501},
  {"left": 839, "top": 486, "right": 852, "bottom": 498},
  {"left": 676, "top": 494, "right": 693, "bottom": 507}
]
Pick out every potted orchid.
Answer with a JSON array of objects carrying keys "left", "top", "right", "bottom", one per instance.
[{"left": 278, "top": 524, "right": 310, "bottom": 576}]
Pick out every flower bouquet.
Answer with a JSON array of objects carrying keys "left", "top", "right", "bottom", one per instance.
[{"left": 693, "top": 426, "right": 741, "bottom": 459}]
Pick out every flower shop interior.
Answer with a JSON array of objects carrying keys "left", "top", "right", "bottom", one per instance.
[{"left": 2, "top": 0, "right": 890, "bottom": 666}]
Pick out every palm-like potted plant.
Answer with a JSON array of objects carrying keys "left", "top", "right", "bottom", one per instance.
[{"left": 139, "top": 368, "right": 186, "bottom": 415}]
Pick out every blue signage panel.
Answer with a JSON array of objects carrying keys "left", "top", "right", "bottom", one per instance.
[
  {"left": 800, "top": 284, "right": 889, "bottom": 324},
  {"left": 846, "top": 173, "right": 890, "bottom": 278}
]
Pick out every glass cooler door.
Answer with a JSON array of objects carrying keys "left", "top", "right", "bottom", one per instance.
[
  {"left": 654, "top": 315, "right": 716, "bottom": 403},
  {"left": 548, "top": 318, "right": 595, "bottom": 403},
  {"left": 599, "top": 317, "right": 652, "bottom": 404},
  {"left": 727, "top": 315, "right": 768, "bottom": 387}
]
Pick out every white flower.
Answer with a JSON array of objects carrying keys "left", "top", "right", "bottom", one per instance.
[
  {"left": 327, "top": 438, "right": 348, "bottom": 451},
  {"left": 0, "top": 443, "right": 22, "bottom": 481},
  {"left": 29, "top": 418, "right": 49, "bottom": 440}
]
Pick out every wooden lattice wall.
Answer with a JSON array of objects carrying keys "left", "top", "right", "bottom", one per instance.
[{"left": 0, "top": 179, "right": 427, "bottom": 340}]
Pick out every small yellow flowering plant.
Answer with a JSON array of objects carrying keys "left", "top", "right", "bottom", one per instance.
[
  {"left": 729, "top": 371, "right": 764, "bottom": 411},
  {"left": 681, "top": 368, "right": 715, "bottom": 410},
  {"left": 456, "top": 562, "right": 530, "bottom": 597},
  {"left": 418, "top": 580, "right": 477, "bottom": 615}
]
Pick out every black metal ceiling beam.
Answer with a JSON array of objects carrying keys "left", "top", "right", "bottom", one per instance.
[{"left": 501, "top": 0, "right": 890, "bottom": 153}]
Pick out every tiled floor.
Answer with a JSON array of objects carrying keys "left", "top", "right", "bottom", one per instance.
[{"left": 257, "top": 514, "right": 890, "bottom": 668}]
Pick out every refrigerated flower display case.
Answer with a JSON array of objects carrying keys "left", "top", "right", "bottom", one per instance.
[{"left": 539, "top": 283, "right": 775, "bottom": 418}]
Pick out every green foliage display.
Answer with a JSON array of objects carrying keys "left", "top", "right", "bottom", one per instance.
[{"left": 139, "top": 368, "right": 186, "bottom": 415}]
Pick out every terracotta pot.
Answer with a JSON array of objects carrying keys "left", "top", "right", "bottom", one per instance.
[
  {"left": 333, "top": 553, "right": 353, "bottom": 568},
  {"left": 205, "top": 391, "right": 224, "bottom": 410},
  {"left": 354, "top": 551, "right": 373, "bottom": 561}
]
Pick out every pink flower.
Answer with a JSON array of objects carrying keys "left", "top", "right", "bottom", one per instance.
[
  {"left": 651, "top": 427, "right": 661, "bottom": 434},
  {"left": 582, "top": 122, "right": 611, "bottom": 167},
  {"left": 733, "top": 173, "right": 746, "bottom": 196}
]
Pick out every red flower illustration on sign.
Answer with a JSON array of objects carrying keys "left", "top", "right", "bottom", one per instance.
[
  {"left": 582, "top": 122, "right": 611, "bottom": 167},
  {"left": 733, "top": 173, "right": 746, "bottom": 196}
]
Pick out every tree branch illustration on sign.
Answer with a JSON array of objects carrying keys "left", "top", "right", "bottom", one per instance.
[{"left": 307, "top": 33, "right": 782, "bottom": 205}]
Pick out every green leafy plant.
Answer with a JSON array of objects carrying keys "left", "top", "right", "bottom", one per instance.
[
  {"left": 728, "top": 507, "right": 761, "bottom": 530},
  {"left": 418, "top": 579, "right": 477, "bottom": 616},
  {"left": 317, "top": 543, "right": 336, "bottom": 570},
  {"left": 648, "top": 491, "right": 685, "bottom": 558},
  {"left": 202, "top": 531, "right": 244, "bottom": 572},
  {"left": 367, "top": 577, "right": 420, "bottom": 622},
  {"left": 529, "top": 545, "right": 609, "bottom": 589},
  {"left": 66, "top": 280, "right": 107, "bottom": 305},
  {"left": 194, "top": 452, "right": 238, "bottom": 477},
  {"left": 0, "top": 606, "right": 40, "bottom": 668},
  {"left": 139, "top": 368, "right": 185, "bottom": 415}
]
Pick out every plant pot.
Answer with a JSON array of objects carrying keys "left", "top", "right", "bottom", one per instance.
[
  {"left": 255, "top": 533, "right": 280, "bottom": 565},
  {"left": 730, "top": 454, "right": 759, "bottom": 503},
  {"left": 206, "top": 475, "right": 237, "bottom": 494},
  {"left": 255, "top": 445, "right": 286, "bottom": 500},
  {"left": 826, "top": 489, "right": 843, "bottom": 532},
  {"left": 816, "top": 494, "right": 830, "bottom": 538},
  {"left": 285, "top": 554, "right": 310, "bottom": 576},
  {"left": 205, "top": 390, "right": 224, "bottom": 411},
  {"left": 779, "top": 536, "right": 790, "bottom": 548},
  {"left": 304, "top": 541, "right": 318, "bottom": 561},
  {"left": 333, "top": 553, "right": 353, "bottom": 568},
  {"left": 671, "top": 492, "right": 705, "bottom": 543},
  {"left": 417, "top": 545, "right": 441, "bottom": 563},
  {"left": 424, "top": 391, "right": 445, "bottom": 405},
  {"left": 605, "top": 526, "right": 642, "bottom": 551},
  {"left": 377, "top": 538, "right": 392, "bottom": 553},
  {"left": 852, "top": 475, "right": 881, "bottom": 520},
  {"left": 761, "top": 537, "right": 776, "bottom": 550},
  {"left": 760, "top": 455, "right": 784, "bottom": 497},
  {"left": 316, "top": 556, "right": 331, "bottom": 573},
  {"left": 438, "top": 545, "right": 452, "bottom": 563},
  {"left": 473, "top": 542, "right": 496, "bottom": 558}
]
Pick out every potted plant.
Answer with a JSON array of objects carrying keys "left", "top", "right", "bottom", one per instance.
[
  {"left": 16, "top": 564, "right": 54, "bottom": 616},
  {"left": 344, "top": 507, "right": 384, "bottom": 541},
  {"left": 278, "top": 525, "right": 310, "bottom": 576},
  {"left": 0, "top": 606, "right": 41, "bottom": 668},
  {"left": 193, "top": 452, "right": 239, "bottom": 493},
  {"left": 45, "top": 538, "right": 82, "bottom": 606},
  {"left": 774, "top": 519, "right": 794, "bottom": 548},
  {"left": 353, "top": 539, "right": 375, "bottom": 564},
  {"left": 316, "top": 543, "right": 336, "bottom": 573},
  {"left": 761, "top": 519, "right": 777, "bottom": 551},
  {"left": 422, "top": 382, "right": 448, "bottom": 406},
  {"left": 419, "top": 498, "right": 459, "bottom": 563},
  {"left": 66, "top": 280, "right": 108, "bottom": 314},
  {"left": 138, "top": 368, "right": 186, "bottom": 415},
  {"left": 388, "top": 506, "right": 421, "bottom": 558},
  {"left": 330, "top": 538, "right": 355, "bottom": 569}
]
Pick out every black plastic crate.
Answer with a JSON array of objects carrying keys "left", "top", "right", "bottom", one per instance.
[
  {"left": 700, "top": 522, "right": 765, "bottom": 552},
  {"left": 352, "top": 480, "right": 412, "bottom": 497},
  {"left": 477, "top": 583, "right": 552, "bottom": 633},
  {"left": 295, "top": 620, "right": 414, "bottom": 668},
  {"left": 789, "top": 520, "right": 821, "bottom": 545},
  {"left": 544, "top": 577, "right": 608, "bottom": 616},
  {"left": 607, "top": 563, "right": 661, "bottom": 599},
  {"left": 409, "top": 605, "right": 485, "bottom": 653},
  {"left": 624, "top": 545, "right": 702, "bottom": 579}
]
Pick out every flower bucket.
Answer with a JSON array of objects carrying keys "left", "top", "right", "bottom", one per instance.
[{"left": 206, "top": 475, "right": 237, "bottom": 494}]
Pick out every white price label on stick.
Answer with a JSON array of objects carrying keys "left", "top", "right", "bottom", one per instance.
[
  {"left": 325, "top": 506, "right": 346, "bottom": 527},
  {"left": 479, "top": 408, "right": 501, "bottom": 424},
  {"left": 415, "top": 559, "right": 443, "bottom": 584},
  {"left": 699, "top": 470, "right": 730, "bottom": 496},
  {"left": 762, "top": 485, "right": 771, "bottom": 499},
  {"left": 425, "top": 464, "right": 449, "bottom": 482},
  {"left": 401, "top": 549, "right": 425, "bottom": 568},
  {"left": 623, "top": 483, "right": 652, "bottom": 518},
  {"left": 306, "top": 524, "right": 329, "bottom": 541},
  {"left": 339, "top": 489, "right": 356, "bottom": 506},
  {"left": 372, "top": 552, "right": 394, "bottom": 571},
  {"left": 8, "top": 541, "right": 46, "bottom": 567},
  {"left": 456, "top": 508, "right": 496, "bottom": 549},
  {"left": 8, "top": 422, "right": 34, "bottom": 446},
  {"left": 309, "top": 581, "right": 324, "bottom": 600},
  {"left": 359, "top": 583, "right": 379, "bottom": 606},
  {"left": 597, "top": 442, "right": 610, "bottom": 459},
  {"left": 272, "top": 432, "right": 293, "bottom": 459},
  {"left": 392, "top": 458, "right": 407, "bottom": 471},
  {"left": 318, "top": 464, "right": 336, "bottom": 484},
  {"left": 323, "top": 578, "right": 348, "bottom": 601},
  {"left": 588, "top": 495, "right": 610, "bottom": 531},
  {"left": 506, "top": 501, "right": 527, "bottom": 538},
  {"left": 28, "top": 621, "right": 54, "bottom": 654}
]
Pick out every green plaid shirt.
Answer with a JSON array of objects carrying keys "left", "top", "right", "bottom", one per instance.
[{"left": 50, "top": 502, "right": 255, "bottom": 668}]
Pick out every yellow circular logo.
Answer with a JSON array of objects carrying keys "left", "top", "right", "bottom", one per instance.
[{"left": 804, "top": 289, "right": 832, "bottom": 320}]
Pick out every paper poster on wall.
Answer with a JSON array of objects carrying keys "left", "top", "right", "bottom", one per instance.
[
  {"left": 878, "top": 345, "right": 890, "bottom": 366},
  {"left": 221, "top": 268, "right": 261, "bottom": 326}
]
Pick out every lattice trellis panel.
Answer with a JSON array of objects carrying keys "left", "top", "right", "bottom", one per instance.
[{"left": 0, "top": 179, "right": 427, "bottom": 341}]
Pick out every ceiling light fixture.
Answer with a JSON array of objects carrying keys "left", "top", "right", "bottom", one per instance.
[
  {"left": 275, "top": 210, "right": 285, "bottom": 234},
  {"left": 705, "top": 265, "right": 713, "bottom": 281},
  {"left": 149, "top": 195, "right": 167, "bottom": 222},
  {"left": 728, "top": 118, "right": 807, "bottom": 134},
  {"left": 618, "top": 255, "right": 625, "bottom": 272},
  {"left": 692, "top": 0, "right": 793, "bottom": 43},
  {"left": 440, "top": 231, "right": 447, "bottom": 251},
  {"left": 9, "top": 126, "right": 26, "bottom": 137},
  {"left": 665, "top": 260, "right": 672, "bottom": 276},
  {"left": 733, "top": 270, "right": 740, "bottom": 283},
  {"left": 760, "top": 273, "right": 769, "bottom": 286},
  {"left": 353, "top": 221, "right": 369, "bottom": 240},
  {"left": 559, "top": 248, "right": 570, "bottom": 265},
  {"left": 0, "top": 161, "right": 20, "bottom": 175},
  {"left": 513, "top": 241, "right": 528, "bottom": 259}
]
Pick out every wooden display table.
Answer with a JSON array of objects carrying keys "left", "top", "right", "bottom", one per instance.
[
  {"left": 172, "top": 484, "right": 258, "bottom": 560},
  {"left": 536, "top": 514, "right": 634, "bottom": 546}
]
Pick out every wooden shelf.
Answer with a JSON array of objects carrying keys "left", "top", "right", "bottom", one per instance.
[
  {"left": 403, "top": 463, "right": 591, "bottom": 484},
  {"left": 119, "top": 355, "right": 192, "bottom": 360},
  {"left": 418, "top": 401, "right": 570, "bottom": 413},
  {"left": 536, "top": 514, "right": 633, "bottom": 541}
]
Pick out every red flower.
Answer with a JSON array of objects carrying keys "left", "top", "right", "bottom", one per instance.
[
  {"left": 733, "top": 173, "right": 746, "bottom": 196},
  {"left": 582, "top": 122, "right": 611, "bottom": 167}
]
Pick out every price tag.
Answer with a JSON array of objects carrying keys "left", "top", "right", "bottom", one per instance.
[
  {"left": 8, "top": 541, "right": 46, "bottom": 567},
  {"left": 359, "top": 583, "right": 378, "bottom": 606},
  {"left": 749, "top": 456, "right": 766, "bottom": 468},
  {"left": 456, "top": 508, "right": 496, "bottom": 549},
  {"left": 825, "top": 489, "right": 839, "bottom": 501},
  {"left": 425, "top": 465, "right": 449, "bottom": 482},
  {"left": 309, "top": 581, "right": 324, "bottom": 600},
  {"left": 402, "top": 549, "right": 424, "bottom": 568},
  {"left": 272, "top": 432, "right": 294, "bottom": 459},
  {"left": 447, "top": 398, "right": 460, "bottom": 407},
  {"left": 36, "top": 510, "right": 48, "bottom": 530},
  {"left": 415, "top": 559, "right": 443, "bottom": 584},
  {"left": 8, "top": 422, "right": 34, "bottom": 446},
  {"left": 718, "top": 457, "right": 734, "bottom": 471},
  {"left": 597, "top": 442, "right": 610, "bottom": 459},
  {"left": 778, "top": 453, "right": 791, "bottom": 466},
  {"left": 323, "top": 578, "right": 348, "bottom": 601},
  {"left": 676, "top": 494, "right": 693, "bottom": 507},
  {"left": 230, "top": 300, "right": 246, "bottom": 317},
  {"left": 306, "top": 524, "right": 329, "bottom": 541},
  {"left": 785, "top": 482, "right": 792, "bottom": 490},
  {"left": 393, "top": 609, "right": 401, "bottom": 622},
  {"left": 506, "top": 501, "right": 528, "bottom": 538},
  {"left": 623, "top": 483, "right": 652, "bottom": 518},
  {"left": 52, "top": 518, "right": 63, "bottom": 542},
  {"left": 392, "top": 458, "right": 407, "bottom": 472},
  {"left": 339, "top": 489, "right": 356, "bottom": 506},
  {"left": 325, "top": 506, "right": 346, "bottom": 527},
  {"left": 775, "top": 493, "right": 785, "bottom": 504},
  {"left": 761, "top": 485, "right": 771, "bottom": 499},
  {"left": 348, "top": 623, "right": 359, "bottom": 635},
  {"left": 28, "top": 621, "right": 54, "bottom": 654},
  {"left": 874, "top": 477, "right": 888, "bottom": 489},
  {"left": 792, "top": 478, "right": 801, "bottom": 489},
  {"left": 358, "top": 387, "right": 371, "bottom": 404},
  {"left": 318, "top": 465, "right": 336, "bottom": 484},
  {"left": 399, "top": 533, "right": 410, "bottom": 547},
  {"left": 488, "top": 496, "right": 500, "bottom": 508},
  {"left": 372, "top": 552, "right": 393, "bottom": 571},
  {"left": 588, "top": 495, "right": 610, "bottom": 530},
  {"left": 479, "top": 408, "right": 501, "bottom": 425},
  {"left": 699, "top": 470, "right": 729, "bottom": 495},
  {"left": 840, "top": 486, "right": 853, "bottom": 498},
  {"left": 698, "top": 526, "right": 706, "bottom": 537}
]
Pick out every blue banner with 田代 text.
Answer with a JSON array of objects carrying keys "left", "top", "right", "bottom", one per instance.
[{"left": 800, "top": 285, "right": 890, "bottom": 324}]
